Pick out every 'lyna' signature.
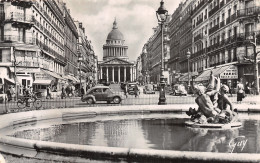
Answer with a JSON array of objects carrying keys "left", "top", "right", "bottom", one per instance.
[{"left": 229, "top": 136, "right": 248, "bottom": 153}]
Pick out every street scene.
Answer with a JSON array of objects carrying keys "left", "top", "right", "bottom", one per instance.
[{"left": 0, "top": 0, "right": 260, "bottom": 162}]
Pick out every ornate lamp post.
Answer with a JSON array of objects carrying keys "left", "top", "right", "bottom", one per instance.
[
  {"left": 244, "top": 33, "right": 260, "bottom": 95},
  {"left": 187, "top": 50, "right": 191, "bottom": 89},
  {"left": 78, "top": 55, "right": 83, "bottom": 94},
  {"left": 156, "top": 0, "right": 168, "bottom": 105}
]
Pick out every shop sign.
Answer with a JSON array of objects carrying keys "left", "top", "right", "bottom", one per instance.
[
  {"left": 220, "top": 65, "right": 238, "bottom": 79},
  {"left": 35, "top": 72, "right": 55, "bottom": 80}
]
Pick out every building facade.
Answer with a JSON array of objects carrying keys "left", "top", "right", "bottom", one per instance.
[
  {"left": 0, "top": 0, "right": 96, "bottom": 96},
  {"left": 191, "top": 0, "right": 260, "bottom": 92},
  {"left": 98, "top": 19, "right": 135, "bottom": 83},
  {"left": 168, "top": 3, "right": 182, "bottom": 84}
]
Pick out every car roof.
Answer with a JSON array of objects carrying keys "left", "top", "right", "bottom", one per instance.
[{"left": 89, "top": 86, "right": 110, "bottom": 90}]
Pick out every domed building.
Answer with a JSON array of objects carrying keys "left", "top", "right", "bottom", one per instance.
[{"left": 98, "top": 19, "right": 136, "bottom": 83}]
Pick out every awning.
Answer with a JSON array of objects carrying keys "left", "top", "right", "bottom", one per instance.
[
  {"left": 179, "top": 72, "right": 199, "bottom": 82},
  {"left": 41, "top": 69, "right": 63, "bottom": 79},
  {"left": 64, "top": 75, "right": 79, "bottom": 82},
  {"left": 195, "top": 65, "right": 238, "bottom": 82},
  {"left": 9, "top": 67, "right": 41, "bottom": 73},
  {"left": 4, "top": 78, "right": 15, "bottom": 85},
  {"left": 33, "top": 79, "right": 53, "bottom": 85}
]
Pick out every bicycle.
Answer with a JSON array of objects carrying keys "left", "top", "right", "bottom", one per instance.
[{"left": 17, "top": 93, "right": 42, "bottom": 109}]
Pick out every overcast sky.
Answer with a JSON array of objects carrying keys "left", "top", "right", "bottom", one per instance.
[{"left": 64, "top": 0, "right": 182, "bottom": 61}]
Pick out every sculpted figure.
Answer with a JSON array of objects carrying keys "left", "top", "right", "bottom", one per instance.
[
  {"left": 187, "top": 71, "right": 221, "bottom": 123},
  {"left": 217, "top": 85, "right": 238, "bottom": 123}
]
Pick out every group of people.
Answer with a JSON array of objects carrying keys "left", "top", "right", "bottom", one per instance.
[{"left": 186, "top": 71, "right": 238, "bottom": 124}]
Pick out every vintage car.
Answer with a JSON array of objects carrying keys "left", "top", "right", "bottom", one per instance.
[
  {"left": 127, "top": 82, "right": 138, "bottom": 95},
  {"left": 143, "top": 84, "right": 155, "bottom": 94},
  {"left": 171, "top": 84, "right": 187, "bottom": 96},
  {"left": 81, "top": 86, "right": 123, "bottom": 104}
]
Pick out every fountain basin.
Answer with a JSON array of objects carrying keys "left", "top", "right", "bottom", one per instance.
[{"left": 0, "top": 104, "right": 260, "bottom": 162}]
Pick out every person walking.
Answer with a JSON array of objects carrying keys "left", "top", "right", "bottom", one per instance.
[
  {"left": 124, "top": 83, "right": 128, "bottom": 98},
  {"left": 237, "top": 81, "right": 245, "bottom": 104},
  {"left": 134, "top": 84, "right": 139, "bottom": 98},
  {"left": 46, "top": 85, "right": 51, "bottom": 99},
  {"left": 80, "top": 87, "right": 85, "bottom": 98},
  {"left": 6, "top": 87, "right": 12, "bottom": 102},
  {"left": 61, "top": 85, "right": 66, "bottom": 99}
]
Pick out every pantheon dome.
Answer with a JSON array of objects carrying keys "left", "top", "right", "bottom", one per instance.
[
  {"left": 107, "top": 21, "right": 124, "bottom": 41},
  {"left": 103, "top": 19, "right": 128, "bottom": 61}
]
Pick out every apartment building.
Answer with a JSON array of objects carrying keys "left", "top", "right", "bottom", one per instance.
[
  {"left": 193, "top": 0, "right": 260, "bottom": 90},
  {"left": 146, "top": 19, "right": 170, "bottom": 84},
  {"left": 0, "top": 0, "right": 96, "bottom": 95},
  {"left": 178, "top": 0, "right": 195, "bottom": 84},
  {"left": 190, "top": 0, "right": 209, "bottom": 74},
  {"left": 168, "top": 3, "right": 182, "bottom": 84}
]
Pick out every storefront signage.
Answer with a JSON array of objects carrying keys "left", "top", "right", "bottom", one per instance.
[
  {"left": 220, "top": 65, "right": 238, "bottom": 79},
  {"left": 35, "top": 72, "right": 55, "bottom": 80}
]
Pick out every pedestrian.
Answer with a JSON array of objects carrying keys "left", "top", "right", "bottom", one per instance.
[
  {"left": 227, "top": 81, "right": 232, "bottom": 97},
  {"left": 81, "top": 87, "right": 85, "bottom": 98},
  {"left": 61, "top": 85, "right": 66, "bottom": 99},
  {"left": 46, "top": 85, "right": 51, "bottom": 99},
  {"left": 237, "top": 81, "right": 245, "bottom": 104},
  {"left": 124, "top": 83, "right": 128, "bottom": 98},
  {"left": 134, "top": 84, "right": 139, "bottom": 98},
  {"left": 25, "top": 86, "right": 31, "bottom": 107},
  {"left": 6, "top": 87, "right": 12, "bottom": 101},
  {"left": 10, "top": 86, "right": 15, "bottom": 99}
]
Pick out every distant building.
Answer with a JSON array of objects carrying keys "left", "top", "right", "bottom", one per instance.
[{"left": 98, "top": 19, "right": 136, "bottom": 83}]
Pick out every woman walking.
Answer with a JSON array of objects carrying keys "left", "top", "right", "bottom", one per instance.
[{"left": 237, "top": 81, "right": 244, "bottom": 104}]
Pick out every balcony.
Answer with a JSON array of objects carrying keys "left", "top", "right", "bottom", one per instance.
[
  {"left": 3, "top": 35, "right": 35, "bottom": 45},
  {"left": 194, "top": 33, "right": 203, "bottom": 42},
  {"left": 220, "top": 21, "right": 225, "bottom": 28},
  {"left": 219, "top": 1, "right": 224, "bottom": 8},
  {"left": 209, "top": 24, "right": 219, "bottom": 35},
  {"left": 36, "top": 38, "right": 67, "bottom": 65},
  {"left": 209, "top": 5, "right": 219, "bottom": 17},
  {"left": 11, "top": 0, "right": 33, "bottom": 8},
  {"left": 5, "top": 12, "right": 34, "bottom": 29},
  {"left": 196, "top": 18, "right": 203, "bottom": 26},
  {"left": 226, "top": 16, "right": 231, "bottom": 25},
  {"left": 191, "top": 0, "right": 207, "bottom": 16},
  {"left": 237, "top": 6, "right": 260, "bottom": 18}
]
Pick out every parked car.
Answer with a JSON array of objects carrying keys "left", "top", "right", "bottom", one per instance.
[
  {"left": 171, "top": 84, "right": 187, "bottom": 96},
  {"left": 81, "top": 86, "right": 123, "bottom": 104},
  {"left": 127, "top": 82, "right": 138, "bottom": 95},
  {"left": 143, "top": 84, "right": 155, "bottom": 94}
]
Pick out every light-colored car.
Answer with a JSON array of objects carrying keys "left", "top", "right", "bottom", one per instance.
[
  {"left": 81, "top": 86, "right": 123, "bottom": 104},
  {"left": 143, "top": 84, "right": 155, "bottom": 94}
]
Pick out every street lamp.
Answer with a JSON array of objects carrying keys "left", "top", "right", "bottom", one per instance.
[
  {"left": 244, "top": 33, "right": 260, "bottom": 95},
  {"left": 78, "top": 56, "right": 83, "bottom": 94},
  {"left": 156, "top": 0, "right": 168, "bottom": 105},
  {"left": 187, "top": 50, "right": 191, "bottom": 88}
]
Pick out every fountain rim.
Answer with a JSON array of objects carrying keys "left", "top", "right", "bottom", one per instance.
[{"left": 0, "top": 104, "right": 260, "bottom": 162}]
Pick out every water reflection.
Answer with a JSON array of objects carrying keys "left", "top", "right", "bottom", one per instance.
[{"left": 10, "top": 116, "right": 260, "bottom": 153}]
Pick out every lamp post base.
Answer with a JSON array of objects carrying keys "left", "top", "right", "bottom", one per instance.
[{"left": 158, "top": 76, "right": 167, "bottom": 105}]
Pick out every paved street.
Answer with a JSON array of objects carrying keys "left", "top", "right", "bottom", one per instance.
[{"left": 0, "top": 84, "right": 259, "bottom": 113}]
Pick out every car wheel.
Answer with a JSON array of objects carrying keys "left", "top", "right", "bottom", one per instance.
[
  {"left": 86, "top": 98, "right": 94, "bottom": 104},
  {"left": 113, "top": 96, "right": 121, "bottom": 104}
]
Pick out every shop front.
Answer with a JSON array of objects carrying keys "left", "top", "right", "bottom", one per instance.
[{"left": 195, "top": 65, "right": 238, "bottom": 91}]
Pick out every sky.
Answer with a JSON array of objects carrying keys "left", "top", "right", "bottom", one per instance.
[{"left": 64, "top": 0, "right": 182, "bottom": 61}]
